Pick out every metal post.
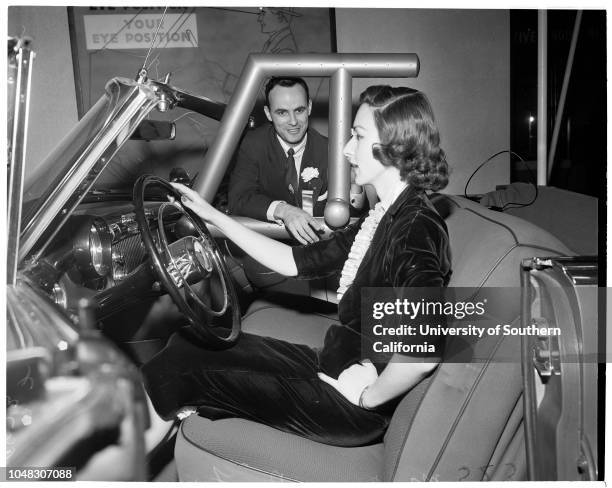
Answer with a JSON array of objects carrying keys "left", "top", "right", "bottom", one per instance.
[
  {"left": 537, "top": 11, "right": 548, "bottom": 186},
  {"left": 326, "top": 68, "right": 352, "bottom": 228},
  {"left": 547, "top": 10, "right": 582, "bottom": 181}
]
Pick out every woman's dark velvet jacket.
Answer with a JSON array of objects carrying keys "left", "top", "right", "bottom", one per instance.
[{"left": 292, "top": 186, "right": 452, "bottom": 378}]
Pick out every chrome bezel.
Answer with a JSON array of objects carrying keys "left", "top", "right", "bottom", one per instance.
[
  {"left": 74, "top": 217, "right": 112, "bottom": 279},
  {"left": 52, "top": 283, "right": 67, "bottom": 309},
  {"left": 89, "top": 222, "right": 111, "bottom": 277}
]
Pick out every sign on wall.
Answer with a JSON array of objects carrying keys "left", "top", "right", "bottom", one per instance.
[
  {"left": 70, "top": 7, "right": 333, "bottom": 111},
  {"left": 68, "top": 6, "right": 333, "bottom": 189},
  {"left": 83, "top": 13, "right": 199, "bottom": 50}
]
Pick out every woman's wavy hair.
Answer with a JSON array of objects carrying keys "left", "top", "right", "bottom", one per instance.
[{"left": 359, "top": 85, "right": 449, "bottom": 192}]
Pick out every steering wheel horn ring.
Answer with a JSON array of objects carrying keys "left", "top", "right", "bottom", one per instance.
[
  {"left": 157, "top": 201, "right": 229, "bottom": 317},
  {"left": 133, "top": 175, "right": 240, "bottom": 348}
]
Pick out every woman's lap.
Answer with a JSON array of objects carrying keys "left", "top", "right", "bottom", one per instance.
[{"left": 141, "top": 328, "right": 389, "bottom": 446}]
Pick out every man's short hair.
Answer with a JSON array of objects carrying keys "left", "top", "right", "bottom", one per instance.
[{"left": 264, "top": 77, "right": 310, "bottom": 107}]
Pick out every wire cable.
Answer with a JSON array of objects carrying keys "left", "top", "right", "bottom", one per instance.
[
  {"left": 463, "top": 150, "right": 539, "bottom": 210},
  {"left": 141, "top": 6, "right": 169, "bottom": 73}
]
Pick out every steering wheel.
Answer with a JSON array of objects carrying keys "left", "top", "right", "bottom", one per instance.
[{"left": 133, "top": 175, "right": 240, "bottom": 348}]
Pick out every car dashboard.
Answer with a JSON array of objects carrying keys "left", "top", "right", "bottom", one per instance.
[{"left": 21, "top": 198, "right": 184, "bottom": 323}]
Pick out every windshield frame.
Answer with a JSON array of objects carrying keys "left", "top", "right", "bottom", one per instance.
[
  {"left": 19, "top": 77, "right": 159, "bottom": 263},
  {"left": 8, "top": 38, "right": 35, "bottom": 285}
]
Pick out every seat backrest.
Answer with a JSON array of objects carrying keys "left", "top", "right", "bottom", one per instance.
[
  {"left": 382, "top": 195, "right": 571, "bottom": 482},
  {"left": 480, "top": 183, "right": 598, "bottom": 255}
]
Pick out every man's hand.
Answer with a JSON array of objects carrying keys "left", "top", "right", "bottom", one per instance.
[{"left": 274, "top": 202, "right": 324, "bottom": 244}]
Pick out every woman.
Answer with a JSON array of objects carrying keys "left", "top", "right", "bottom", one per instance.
[{"left": 142, "top": 85, "right": 451, "bottom": 447}]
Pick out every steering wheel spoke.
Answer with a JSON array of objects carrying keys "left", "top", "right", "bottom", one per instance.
[{"left": 133, "top": 175, "right": 240, "bottom": 348}]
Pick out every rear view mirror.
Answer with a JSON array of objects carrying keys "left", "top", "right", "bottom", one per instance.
[{"left": 130, "top": 120, "right": 176, "bottom": 140}]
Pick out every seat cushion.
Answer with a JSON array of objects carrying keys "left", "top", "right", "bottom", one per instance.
[
  {"left": 175, "top": 415, "right": 384, "bottom": 482},
  {"left": 175, "top": 194, "right": 573, "bottom": 482},
  {"left": 241, "top": 294, "right": 337, "bottom": 348}
]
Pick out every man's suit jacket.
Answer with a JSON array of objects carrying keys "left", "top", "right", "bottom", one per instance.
[{"left": 228, "top": 124, "right": 328, "bottom": 221}]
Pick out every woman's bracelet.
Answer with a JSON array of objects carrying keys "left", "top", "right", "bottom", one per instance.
[{"left": 358, "top": 385, "right": 375, "bottom": 410}]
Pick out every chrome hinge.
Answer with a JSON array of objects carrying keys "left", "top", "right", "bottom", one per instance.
[{"left": 532, "top": 318, "right": 561, "bottom": 377}]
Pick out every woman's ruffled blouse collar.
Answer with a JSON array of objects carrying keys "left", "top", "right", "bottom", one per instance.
[{"left": 336, "top": 182, "right": 408, "bottom": 302}]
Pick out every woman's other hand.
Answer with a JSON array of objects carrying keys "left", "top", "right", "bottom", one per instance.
[
  {"left": 170, "top": 183, "right": 218, "bottom": 223},
  {"left": 318, "top": 360, "right": 378, "bottom": 406}
]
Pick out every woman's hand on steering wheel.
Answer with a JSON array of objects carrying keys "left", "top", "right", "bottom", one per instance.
[
  {"left": 170, "top": 182, "right": 218, "bottom": 223},
  {"left": 134, "top": 176, "right": 241, "bottom": 348},
  {"left": 318, "top": 360, "right": 378, "bottom": 406}
]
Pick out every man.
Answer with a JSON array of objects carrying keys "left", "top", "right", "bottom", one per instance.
[{"left": 229, "top": 77, "right": 328, "bottom": 244}]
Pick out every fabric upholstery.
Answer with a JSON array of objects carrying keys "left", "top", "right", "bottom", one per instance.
[
  {"left": 174, "top": 194, "right": 572, "bottom": 481},
  {"left": 380, "top": 195, "right": 570, "bottom": 481},
  {"left": 386, "top": 324, "right": 524, "bottom": 481},
  {"left": 486, "top": 393, "right": 526, "bottom": 481},
  {"left": 480, "top": 183, "right": 598, "bottom": 255},
  {"left": 432, "top": 194, "right": 569, "bottom": 287},
  {"left": 240, "top": 294, "right": 337, "bottom": 348},
  {"left": 177, "top": 417, "right": 384, "bottom": 482}
]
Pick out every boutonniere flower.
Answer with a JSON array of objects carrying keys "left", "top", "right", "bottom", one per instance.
[
  {"left": 301, "top": 167, "right": 319, "bottom": 183},
  {"left": 301, "top": 167, "right": 320, "bottom": 190}
]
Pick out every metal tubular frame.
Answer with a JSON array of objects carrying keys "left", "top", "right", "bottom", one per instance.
[
  {"left": 327, "top": 68, "right": 353, "bottom": 226},
  {"left": 193, "top": 53, "right": 419, "bottom": 228},
  {"left": 20, "top": 83, "right": 159, "bottom": 262}
]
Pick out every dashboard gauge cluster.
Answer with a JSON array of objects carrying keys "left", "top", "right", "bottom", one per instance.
[
  {"left": 107, "top": 210, "right": 157, "bottom": 282},
  {"left": 73, "top": 217, "right": 112, "bottom": 287},
  {"left": 71, "top": 210, "right": 157, "bottom": 290},
  {"left": 111, "top": 233, "right": 146, "bottom": 282},
  {"left": 89, "top": 222, "right": 111, "bottom": 277},
  {"left": 30, "top": 204, "right": 177, "bottom": 314}
]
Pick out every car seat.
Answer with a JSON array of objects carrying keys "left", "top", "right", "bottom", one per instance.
[{"left": 174, "top": 194, "right": 571, "bottom": 481}]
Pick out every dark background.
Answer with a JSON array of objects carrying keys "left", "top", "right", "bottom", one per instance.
[{"left": 510, "top": 10, "right": 606, "bottom": 199}]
